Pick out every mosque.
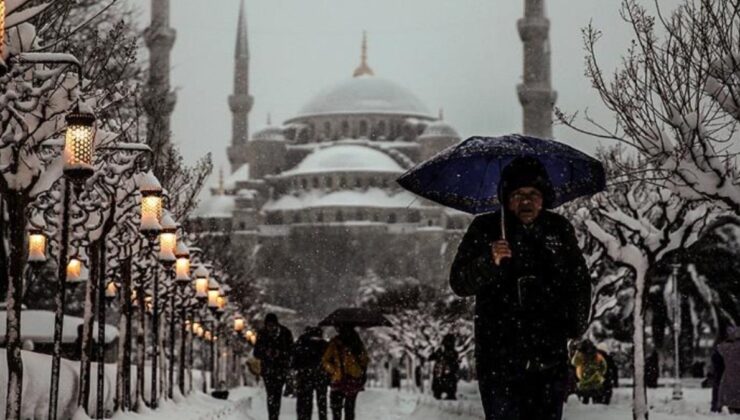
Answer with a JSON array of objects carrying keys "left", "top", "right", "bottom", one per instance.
[{"left": 184, "top": 0, "right": 555, "bottom": 319}]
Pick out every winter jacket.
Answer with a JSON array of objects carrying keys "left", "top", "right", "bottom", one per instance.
[
  {"left": 718, "top": 331, "right": 740, "bottom": 409},
  {"left": 253, "top": 324, "right": 294, "bottom": 379},
  {"left": 449, "top": 210, "right": 591, "bottom": 377},
  {"left": 572, "top": 351, "right": 607, "bottom": 392},
  {"left": 430, "top": 348, "right": 460, "bottom": 381},
  {"left": 321, "top": 336, "right": 369, "bottom": 387},
  {"left": 292, "top": 332, "right": 329, "bottom": 386}
]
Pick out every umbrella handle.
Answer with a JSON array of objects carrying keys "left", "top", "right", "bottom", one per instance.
[{"left": 500, "top": 207, "right": 506, "bottom": 241}]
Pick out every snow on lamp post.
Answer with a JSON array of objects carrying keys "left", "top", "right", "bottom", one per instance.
[
  {"left": 27, "top": 228, "right": 47, "bottom": 266},
  {"left": 174, "top": 240, "right": 190, "bottom": 394},
  {"left": 138, "top": 171, "right": 163, "bottom": 241},
  {"left": 105, "top": 280, "right": 118, "bottom": 304},
  {"left": 175, "top": 242, "right": 191, "bottom": 285},
  {"left": 158, "top": 211, "right": 177, "bottom": 263}
]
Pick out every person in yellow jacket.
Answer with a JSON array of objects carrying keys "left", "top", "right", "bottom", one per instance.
[
  {"left": 321, "top": 326, "right": 369, "bottom": 420},
  {"left": 571, "top": 339, "right": 608, "bottom": 405}
]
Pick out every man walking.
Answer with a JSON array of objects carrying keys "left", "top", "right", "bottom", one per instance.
[
  {"left": 293, "top": 326, "right": 329, "bottom": 420},
  {"left": 254, "top": 313, "right": 294, "bottom": 420},
  {"left": 450, "top": 157, "right": 591, "bottom": 420}
]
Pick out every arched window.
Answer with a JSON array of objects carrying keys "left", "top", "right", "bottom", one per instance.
[
  {"left": 313, "top": 177, "right": 320, "bottom": 188},
  {"left": 359, "top": 120, "right": 368, "bottom": 138},
  {"left": 301, "top": 178, "right": 308, "bottom": 189},
  {"left": 341, "top": 120, "right": 350, "bottom": 137},
  {"left": 354, "top": 177, "right": 362, "bottom": 188},
  {"left": 339, "top": 177, "right": 347, "bottom": 188},
  {"left": 336, "top": 211, "right": 344, "bottom": 222},
  {"left": 376, "top": 121, "right": 386, "bottom": 139},
  {"left": 324, "top": 121, "right": 332, "bottom": 136},
  {"left": 388, "top": 213, "right": 397, "bottom": 224}
]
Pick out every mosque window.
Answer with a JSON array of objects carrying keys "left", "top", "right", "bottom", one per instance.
[
  {"left": 293, "top": 213, "right": 301, "bottom": 224},
  {"left": 313, "top": 177, "right": 320, "bottom": 188},
  {"left": 317, "top": 212, "right": 324, "bottom": 222},
  {"left": 427, "top": 220, "right": 433, "bottom": 227},
  {"left": 388, "top": 213, "right": 397, "bottom": 224},
  {"left": 354, "top": 177, "right": 362, "bottom": 188},
  {"left": 355, "top": 209, "right": 364, "bottom": 220},
  {"left": 409, "top": 211, "right": 421, "bottom": 223},
  {"left": 339, "top": 177, "right": 347, "bottom": 188},
  {"left": 372, "top": 213, "right": 379, "bottom": 222},
  {"left": 359, "top": 120, "right": 368, "bottom": 138},
  {"left": 342, "top": 121, "right": 350, "bottom": 137},
  {"left": 336, "top": 211, "right": 344, "bottom": 222},
  {"left": 376, "top": 121, "right": 386, "bottom": 139},
  {"left": 239, "top": 222, "right": 246, "bottom": 230},
  {"left": 324, "top": 121, "right": 332, "bottom": 136},
  {"left": 301, "top": 178, "right": 308, "bottom": 189}
]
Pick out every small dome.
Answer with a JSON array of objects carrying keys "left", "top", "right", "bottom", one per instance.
[
  {"left": 191, "top": 194, "right": 236, "bottom": 218},
  {"left": 283, "top": 144, "right": 403, "bottom": 175},
  {"left": 419, "top": 120, "right": 460, "bottom": 139},
  {"left": 289, "top": 76, "right": 434, "bottom": 120},
  {"left": 252, "top": 125, "right": 285, "bottom": 142}
]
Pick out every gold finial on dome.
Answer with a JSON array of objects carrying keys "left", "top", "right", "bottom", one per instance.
[{"left": 353, "top": 31, "right": 374, "bottom": 78}]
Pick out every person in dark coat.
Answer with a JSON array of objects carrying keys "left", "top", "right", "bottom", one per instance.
[
  {"left": 254, "top": 313, "right": 294, "bottom": 420},
  {"left": 430, "top": 333, "right": 459, "bottom": 400},
  {"left": 718, "top": 326, "right": 740, "bottom": 413},
  {"left": 594, "top": 346, "right": 618, "bottom": 405},
  {"left": 449, "top": 157, "right": 591, "bottom": 420},
  {"left": 710, "top": 339, "right": 726, "bottom": 412},
  {"left": 293, "top": 326, "right": 329, "bottom": 420}
]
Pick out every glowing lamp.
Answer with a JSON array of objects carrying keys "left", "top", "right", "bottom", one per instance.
[
  {"left": 191, "top": 321, "right": 201, "bottom": 334},
  {"left": 193, "top": 265, "right": 209, "bottom": 300},
  {"left": 28, "top": 229, "right": 47, "bottom": 265},
  {"left": 204, "top": 330, "right": 212, "bottom": 341},
  {"left": 158, "top": 212, "right": 177, "bottom": 263},
  {"left": 196, "top": 325, "right": 204, "bottom": 337},
  {"left": 233, "top": 315, "right": 245, "bottom": 333},
  {"left": 66, "top": 257, "right": 87, "bottom": 283},
  {"left": 63, "top": 109, "right": 96, "bottom": 181},
  {"left": 175, "top": 242, "right": 190, "bottom": 284},
  {"left": 139, "top": 172, "right": 163, "bottom": 239},
  {"left": 207, "top": 289, "right": 220, "bottom": 309},
  {"left": 144, "top": 296, "right": 153, "bottom": 314},
  {"left": 105, "top": 281, "right": 118, "bottom": 302},
  {"left": 244, "top": 329, "right": 256, "bottom": 345}
]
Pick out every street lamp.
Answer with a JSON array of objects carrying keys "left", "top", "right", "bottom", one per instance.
[
  {"left": 175, "top": 242, "right": 191, "bottom": 285},
  {"left": 139, "top": 171, "right": 163, "bottom": 240},
  {"left": 159, "top": 211, "right": 177, "bottom": 263},
  {"left": 27, "top": 228, "right": 48, "bottom": 266},
  {"left": 105, "top": 281, "right": 118, "bottom": 304},
  {"left": 194, "top": 265, "right": 209, "bottom": 301},
  {"left": 233, "top": 315, "right": 245, "bottom": 334},
  {"left": 62, "top": 108, "right": 96, "bottom": 182},
  {"left": 66, "top": 256, "right": 88, "bottom": 284}
]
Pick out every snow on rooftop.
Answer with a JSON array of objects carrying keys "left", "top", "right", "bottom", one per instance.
[
  {"left": 0, "top": 310, "right": 118, "bottom": 344},
  {"left": 263, "top": 187, "right": 423, "bottom": 211},
  {"left": 282, "top": 144, "right": 404, "bottom": 176},
  {"left": 191, "top": 193, "right": 236, "bottom": 219},
  {"left": 289, "top": 76, "right": 434, "bottom": 120},
  {"left": 420, "top": 120, "right": 460, "bottom": 139}
]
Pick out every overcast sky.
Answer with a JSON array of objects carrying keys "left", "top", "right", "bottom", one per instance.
[{"left": 131, "top": 0, "right": 657, "bottom": 184}]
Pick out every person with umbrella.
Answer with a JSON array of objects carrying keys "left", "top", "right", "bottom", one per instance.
[
  {"left": 398, "top": 135, "right": 602, "bottom": 420},
  {"left": 254, "top": 313, "right": 294, "bottom": 420},
  {"left": 448, "top": 156, "right": 591, "bottom": 419},
  {"left": 319, "top": 308, "right": 386, "bottom": 420}
]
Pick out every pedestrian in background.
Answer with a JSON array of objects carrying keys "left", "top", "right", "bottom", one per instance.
[{"left": 254, "top": 313, "right": 294, "bottom": 420}]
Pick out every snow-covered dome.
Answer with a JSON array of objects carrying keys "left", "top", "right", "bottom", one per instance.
[
  {"left": 252, "top": 125, "right": 285, "bottom": 142},
  {"left": 263, "top": 188, "right": 422, "bottom": 211},
  {"left": 420, "top": 120, "right": 460, "bottom": 139},
  {"left": 283, "top": 144, "right": 404, "bottom": 175},
  {"left": 191, "top": 194, "right": 236, "bottom": 218},
  {"left": 290, "top": 76, "right": 434, "bottom": 120}
]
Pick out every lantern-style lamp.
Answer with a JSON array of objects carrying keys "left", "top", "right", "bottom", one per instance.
[
  {"left": 63, "top": 108, "right": 96, "bottom": 181},
  {"left": 207, "top": 289, "right": 220, "bottom": 310},
  {"left": 66, "top": 257, "right": 88, "bottom": 284},
  {"left": 191, "top": 321, "right": 201, "bottom": 334},
  {"left": 216, "top": 295, "right": 226, "bottom": 314},
  {"left": 193, "top": 265, "right": 209, "bottom": 301},
  {"left": 28, "top": 228, "right": 47, "bottom": 266},
  {"left": 204, "top": 330, "right": 212, "bottom": 342},
  {"left": 233, "top": 315, "right": 245, "bottom": 333},
  {"left": 144, "top": 295, "right": 153, "bottom": 314},
  {"left": 139, "top": 171, "right": 163, "bottom": 239},
  {"left": 105, "top": 281, "right": 118, "bottom": 303},
  {"left": 195, "top": 324, "right": 204, "bottom": 338},
  {"left": 158, "top": 211, "right": 177, "bottom": 263},
  {"left": 175, "top": 241, "right": 191, "bottom": 285},
  {"left": 244, "top": 329, "right": 256, "bottom": 345}
]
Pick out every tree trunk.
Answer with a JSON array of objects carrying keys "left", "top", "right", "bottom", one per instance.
[
  {"left": 4, "top": 192, "right": 27, "bottom": 420},
  {"left": 135, "top": 284, "right": 146, "bottom": 410},
  {"left": 78, "top": 240, "right": 100, "bottom": 411},
  {"left": 151, "top": 263, "right": 160, "bottom": 407},
  {"left": 633, "top": 269, "right": 649, "bottom": 420},
  {"left": 178, "top": 297, "right": 187, "bottom": 394},
  {"left": 121, "top": 259, "right": 133, "bottom": 410},
  {"left": 96, "top": 241, "right": 107, "bottom": 419},
  {"left": 168, "top": 286, "right": 175, "bottom": 399}
]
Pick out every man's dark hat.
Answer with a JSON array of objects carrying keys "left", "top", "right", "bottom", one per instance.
[{"left": 499, "top": 156, "right": 554, "bottom": 208}]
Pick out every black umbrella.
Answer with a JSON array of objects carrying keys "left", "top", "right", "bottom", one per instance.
[{"left": 318, "top": 307, "right": 391, "bottom": 328}]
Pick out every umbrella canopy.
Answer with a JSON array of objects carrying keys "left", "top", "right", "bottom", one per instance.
[
  {"left": 397, "top": 134, "right": 606, "bottom": 215},
  {"left": 319, "top": 307, "right": 391, "bottom": 328}
]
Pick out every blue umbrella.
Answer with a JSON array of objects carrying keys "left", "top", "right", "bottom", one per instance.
[{"left": 397, "top": 134, "right": 605, "bottom": 236}]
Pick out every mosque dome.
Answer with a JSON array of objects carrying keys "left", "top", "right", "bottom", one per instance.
[
  {"left": 419, "top": 120, "right": 460, "bottom": 139},
  {"left": 252, "top": 125, "right": 285, "bottom": 141},
  {"left": 283, "top": 144, "right": 404, "bottom": 175}
]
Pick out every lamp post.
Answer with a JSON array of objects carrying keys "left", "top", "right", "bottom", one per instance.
[
  {"left": 158, "top": 211, "right": 178, "bottom": 400},
  {"left": 27, "top": 229, "right": 48, "bottom": 266},
  {"left": 175, "top": 241, "right": 190, "bottom": 395},
  {"left": 671, "top": 262, "right": 683, "bottom": 401},
  {"left": 207, "top": 278, "right": 220, "bottom": 390},
  {"left": 49, "top": 107, "right": 96, "bottom": 420}
]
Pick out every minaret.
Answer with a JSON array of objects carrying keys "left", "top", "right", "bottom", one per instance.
[
  {"left": 143, "top": 0, "right": 177, "bottom": 170},
  {"left": 353, "top": 31, "right": 374, "bottom": 78},
  {"left": 227, "top": 0, "right": 254, "bottom": 173},
  {"left": 517, "top": 0, "right": 557, "bottom": 138}
]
